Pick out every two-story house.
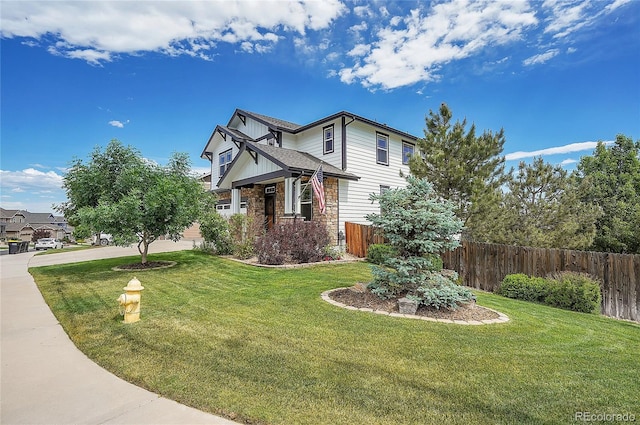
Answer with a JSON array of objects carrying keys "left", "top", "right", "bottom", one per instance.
[
  {"left": 0, "top": 208, "right": 73, "bottom": 241},
  {"left": 200, "top": 109, "right": 418, "bottom": 244}
]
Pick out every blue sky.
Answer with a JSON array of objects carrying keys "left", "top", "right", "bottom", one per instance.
[{"left": 1, "top": 0, "right": 639, "bottom": 213}]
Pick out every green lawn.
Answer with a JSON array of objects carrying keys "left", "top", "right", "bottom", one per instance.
[{"left": 30, "top": 251, "right": 640, "bottom": 425}]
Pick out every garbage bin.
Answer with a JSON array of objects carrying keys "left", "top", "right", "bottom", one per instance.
[
  {"left": 8, "top": 241, "right": 19, "bottom": 254},
  {"left": 20, "top": 241, "right": 29, "bottom": 253}
]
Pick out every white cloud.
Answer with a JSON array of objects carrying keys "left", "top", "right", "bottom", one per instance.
[
  {"left": 542, "top": 0, "right": 630, "bottom": 39},
  {"left": 348, "top": 21, "right": 368, "bottom": 34},
  {"left": 353, "top": 6, "right": 373, "bottom": 19},
  {"left": 339, "top": 1, "right": 538, "bottom": 89},
  {"left": 505, "top": 141, "right": 613, "bottom": 161},
  {"left": 109, "top": 120, "right": 125, "bottom": 128},
  {"left": 523, "top": 49, "right": 560, "bottom": 66},
  {"left": 560, "top": 158, "right": 578, "bottom": 166},
  {"left": 0, "top": 168, "right": 62, "bottom": 192},
  {"left": 0, "top": 0, "right": 347, "bottom": 64},
  {"left": 347, "top": 43, "right": 370, "bottom": 57}
]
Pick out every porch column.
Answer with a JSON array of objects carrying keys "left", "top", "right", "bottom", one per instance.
[{"left": 231, "top": 189, "right": 241, "bottom": 214}]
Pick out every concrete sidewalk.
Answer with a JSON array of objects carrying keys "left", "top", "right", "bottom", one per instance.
[{"left": 1, "top": 241, "right": 239, "bottom": 424}]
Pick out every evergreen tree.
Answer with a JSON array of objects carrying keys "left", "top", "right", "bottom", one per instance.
[
  {"left": 409, "top": 103, "right": 507, "bottom": 240},
  {"left": 366, "top": 176, "right": 473, "bottom": 309},
  {"left": 494, "top": 157, "right": 600, "bottom": 250},
  {"left": 575, "top": 135, "right": 640, "bottom": 253}
]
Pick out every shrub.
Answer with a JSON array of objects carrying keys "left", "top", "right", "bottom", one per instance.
[
  {"left": 545, "top": 272, "right": 602, "bottom": 314},
  {"left": 366, "top": 244, "right": 397, "bottom": 265},
  {"left": 412, "top": 272, "right": 475, "bottom": 310},
  {"left": 498, "top": 274, "right": 548, "bottom": 302},
  {"left": 254, "top": 220, "right": 330, "bottom": 264},
  {"left": 229, "top": 214, "right": 262, "bottom": 260},
  {"left": 199, "top": 210, "right": 233, "bottom": 255},
  {"left": 323, "top": 245, "right": 343, "bottom": 261},
  {"left": 498, "top": 272, "right": 602, "bottom": 314},
  {"left": 31, "top": 229, "right": 51, "bottom": 242}
]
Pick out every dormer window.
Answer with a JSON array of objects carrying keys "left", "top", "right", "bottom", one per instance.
[{"left": 323, "top": 125, "right": 334, "bottom": 154}]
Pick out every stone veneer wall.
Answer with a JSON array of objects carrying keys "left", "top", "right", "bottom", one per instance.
[{"left": 215, "top": 178, "right": 340, "bottom": 245}]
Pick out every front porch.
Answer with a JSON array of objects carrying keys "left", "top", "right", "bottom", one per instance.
[{"left": 217, "top": 175, "right": 340, "bottom": 244}]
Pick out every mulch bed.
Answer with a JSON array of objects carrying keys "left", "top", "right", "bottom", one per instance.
[
  {"left": 113, "top": 261, "right": 176, "bottom": 271},
  {"left": 329, "top": 286, "right": 499, "bottom": 321}
]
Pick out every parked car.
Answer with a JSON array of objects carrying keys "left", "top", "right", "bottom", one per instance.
[
  {"left": 92, "top": 233, "right": 113, "bottom": 246},
  {"left": 35, "top": 238, "right": 63, "bottom": 250}
]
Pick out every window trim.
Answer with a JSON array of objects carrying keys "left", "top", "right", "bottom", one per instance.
[
  {"left": 376, "top": 132, "right": 389, "bottom": 166},
  {"left": 402, "top": 141, "right": 415, "bottom": 165},
  {"left": 300, "top": 183, "right": 313, "bottom": 221},
  {"left": 218, "top": 149, "right": 232, "bottom": 177},
  {"left": 323, "top": 124, "right": 334, "bottom": 155}
]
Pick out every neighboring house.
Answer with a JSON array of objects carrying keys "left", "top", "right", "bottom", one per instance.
[
  {"left": 0, "top": 208, "right": 74, "bottom": 241},
  {"left": 200, "top": 109, "right": 418, "bottom": 244}
]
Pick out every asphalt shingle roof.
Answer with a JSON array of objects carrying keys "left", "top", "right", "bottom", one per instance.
[
  {"left": 239, "top": 110, "right": 302, "bottom": 132},
  {"left": 244, "top": 141, "right": 358, "bottom": 180}
]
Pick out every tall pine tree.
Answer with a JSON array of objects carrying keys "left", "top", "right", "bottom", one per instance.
[
  {"left": 409, "top": 103, "right": 507, "bottom": 240},
  {"left": 575, "top": 135, "right": 640, "bottom": 253},
  {"left": 494, "top": 157, "right": 600, "bottom": 250}
]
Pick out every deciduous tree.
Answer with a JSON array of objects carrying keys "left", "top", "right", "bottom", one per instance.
[{"left": 58, "top": 140, "right": 207, "bottom": 263}]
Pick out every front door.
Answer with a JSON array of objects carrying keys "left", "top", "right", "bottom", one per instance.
[{"left": 265, "top": 193, "right": 276, "bottom": 230}]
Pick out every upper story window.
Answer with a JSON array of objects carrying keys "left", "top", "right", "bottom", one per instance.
[
  {"left": 402, "top": 142, "right": 415, "bottom": 165},
  {"left": 323, "top": 125, "right": 334, "bottom": 154},
  {"left": 376, "top": 133, "right": 389, "bottom": 165},
  {"left": 219, "top": 149, "right": 232, "bottom": 177}
]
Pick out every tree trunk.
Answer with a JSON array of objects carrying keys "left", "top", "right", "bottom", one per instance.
[{"left": 137, "top": 233, "right": 150, "bottom": 264}]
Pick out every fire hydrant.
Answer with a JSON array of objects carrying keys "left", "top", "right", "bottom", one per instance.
[{"left": 117, "top": 277, "right": 144, "bottom": 323}]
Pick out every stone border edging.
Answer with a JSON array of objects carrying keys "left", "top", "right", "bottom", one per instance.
[{"left": 321, "top": 288, "right": 510, "bottom": 325}]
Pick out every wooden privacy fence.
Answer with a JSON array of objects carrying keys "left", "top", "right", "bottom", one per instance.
[
  {"left": 344, "top": 222, "right": 639, "bottom": 322},
  {"left": 345, "top": 222, "right": 385, "bottom": 258},
  {"left": 442, "top": 241, "right": 640, "bottom": 322}
]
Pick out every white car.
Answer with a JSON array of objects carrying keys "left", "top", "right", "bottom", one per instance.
[
  {"left": 35, "top": 238, "right": 63, "bottom": 250},
  {"left": 92, "top": 233, "right": 113, "bottom": 246}
]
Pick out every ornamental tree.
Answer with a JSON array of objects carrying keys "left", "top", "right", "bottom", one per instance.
[
  {"left": 58, "top": 140, "right": 207, "bottom": 264},
  {"left": 366, "top": 176, "right": 473, "bottom": 309}
]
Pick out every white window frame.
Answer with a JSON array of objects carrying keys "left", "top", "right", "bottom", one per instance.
[
  {"left": 402, "top": 142, "right": 415, "bottom": 165},
  {"left": 219, "top": 149, "right": 232, "bottom": 177},
  {"left": 284, "top": 177, "right": 302, "bottom": 215},
  {"left": 300, "top": 183, "right": 313, "bottom": 221},
  {"left": 376, "top": 133, "right": 389, "bottom": 166},
  {"left": 323, "top": 124, "right": 334, "bottom": 154}
]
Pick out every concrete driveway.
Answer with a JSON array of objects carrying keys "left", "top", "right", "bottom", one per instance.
[{"left": 1, "top": 240, "right": 239, "bottom": 425}]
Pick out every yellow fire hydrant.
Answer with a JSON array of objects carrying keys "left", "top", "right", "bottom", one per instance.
[{"left": 117, "top": 277, "right": 144, "bottom": 323}]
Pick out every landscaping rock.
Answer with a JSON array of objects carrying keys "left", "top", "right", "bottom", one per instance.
[{"left": 398, "top": 297, "right": 419, "bottom": 315}]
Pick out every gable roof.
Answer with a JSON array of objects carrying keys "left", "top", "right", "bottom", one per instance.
[
  {"left": 233, "top": 109, "right": 302, "bottom": 132},
  {"left": 234, "top": 109, "right": 418, "bottom": 140},
  {"left": 217, "top": 141, "right": 359, "bottom": 188},
  {"left": 245, "top": 142, "right": 358, "bottom": 180}
]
